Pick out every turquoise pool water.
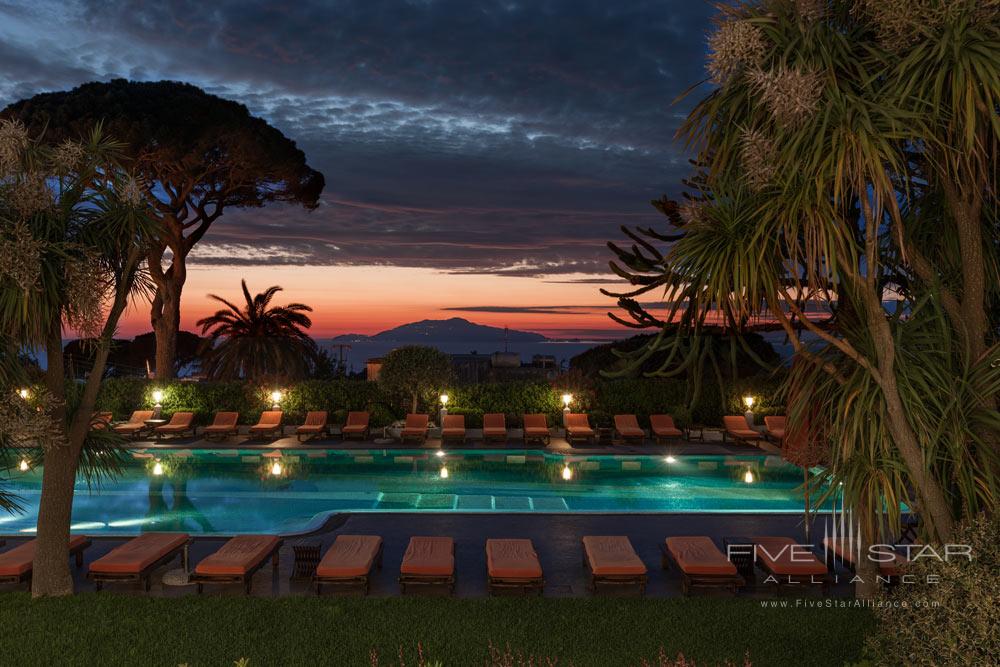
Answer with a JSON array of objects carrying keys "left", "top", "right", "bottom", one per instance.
[{"left": 1, "top": 450, "right": 824, "bottom": 535}]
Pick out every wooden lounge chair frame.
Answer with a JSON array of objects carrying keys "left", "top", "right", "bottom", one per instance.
[
  {"left": 763, "top": 415, "right": 786, "bottom": 444},
  {"left": 660, "top": 542, "right": 745, "bottom": 595},
  {"left": 481, "top": 414, "right": 508, "bottom": 444},
  {"left": 564, "top": 413, "right": 597, "bottom": 446},
  {"left": 440, "top": 415, "right": 467, "bottom": 445},
  {"left": 154, "top": 413, "right": 196, "bottom": 440},
  {"left": 752, "top": 541, "right": 831, "bottom": 595},
  {"left": 582, "top": 541, "right": 647, "bottom": 595},
  {"left": 398, "top": 540, "right": 456, "bottom": 595},
  {"left": 314, "top": 541, "right": 384, "bottom": 596},
  {"left": 202, "top": 412, "right": 240, "bottom": 441},
  {"left": 521, "top": 414, "right": 551, "bottom": 446},
  {"left": 249, "top": 411, "right": 283, "bottom": 440},
  {"left": 398, "top": 415, "right": 430, "bottom": 445},
  {"left": 88, "top": 538, "right": 191, "bottom": 592},
  {"left": 722, "top": 416, "right": 764, "bottom": 446},
  {"left": 340, "top": 412, "right": 371, "bottom": 441},
  {"left": 114, "top": 410, "right": 156, "bottom": 440},
  {"left": 486, "top": 543, "right": 544, "bottom": 596},
  {"left": 0, "top": 537, "right": 92, "bottom": 587},
  {"left": 191, "top": 538, "right": 283, "bottom": 595},
  {"left": 613, "top": 415, "right": 646, "bottom": 445},
  {"left": 650, "top": 415, "right": 683, "bottom": 445},
  {"left": 296, "top": 411, "right": 329, "bottom": 442}
]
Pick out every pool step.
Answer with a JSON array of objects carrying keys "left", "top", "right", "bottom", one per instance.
[{"left": 373, "top": 492, "right": 570, "bottom": 511}]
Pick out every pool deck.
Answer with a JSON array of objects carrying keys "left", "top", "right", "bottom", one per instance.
[
  {"left": 1, "top": 512, "right": 848, "bottom": 598},
  {"left": 132, "top": 425, "right": 779, "bottom": 457}
]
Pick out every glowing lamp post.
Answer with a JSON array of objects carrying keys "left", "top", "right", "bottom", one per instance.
[
  {"left": 151, "top": 389, "right": 164, "bottom": 417},
  {"left": 742, "top": 395, "right": 755, "bottom": 425},
  {"left": 17, "top": 388, "right": 30, "bottom": 400},
  {"left": 439, "top": 393, "right": 449, "bottom": 421},
  {"left": 561, "top": 393, "right": 573, "bottom": 413},
  {"left": 270, "top": 390, "right": 283, "bottom": 410}
]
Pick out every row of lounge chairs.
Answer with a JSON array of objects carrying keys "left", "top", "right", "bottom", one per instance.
[
  {"left": 1, "top": 532, "right": 873, "bottom": 595},
  {"left": 100, "top": 409, "right": 787, "bottom": 447}
]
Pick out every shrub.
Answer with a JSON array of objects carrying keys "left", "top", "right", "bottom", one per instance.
[{"left": 864, "top": 514, "right": 1000, "bottom": 666}]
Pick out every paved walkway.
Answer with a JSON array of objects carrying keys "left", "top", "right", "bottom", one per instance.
[
  {"left": 2, "top": 512, "right": 847, "bottom": 599},
  {"left": 136, "top": 425, "right": 778, "bottom": 457}
]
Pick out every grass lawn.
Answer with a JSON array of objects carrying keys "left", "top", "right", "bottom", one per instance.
[{"left": 0, "top": 594, "right": 871, "bottom": 666}]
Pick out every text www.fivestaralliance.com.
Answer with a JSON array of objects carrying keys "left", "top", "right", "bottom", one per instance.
[{"left": 760, "top": 599, "right": 941, "bottom": 609}]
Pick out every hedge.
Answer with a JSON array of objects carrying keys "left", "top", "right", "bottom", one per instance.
[{"left": 95, "top": 375, "right": 784, "bottom": 428}]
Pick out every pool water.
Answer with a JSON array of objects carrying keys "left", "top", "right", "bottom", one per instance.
[{"left": 2, "top": 450, "right": 825, "bottom": 535}]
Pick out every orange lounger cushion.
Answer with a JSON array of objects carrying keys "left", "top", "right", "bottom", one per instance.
[
  {"left": 0, "top": 536, "right": 89, "bottom": 577},
  {"left": 822, "top": 537, "right": 906, "bottom": 576},
  {"left": 90, "top": 533, "right": 189, "bottom": 574},
  {"left": 753, "top": 536, "right": 826, "bottom": 576},
  {"left": 665, "top": 536, "right": 738, "bottom": 576},
  {"left": 487, "top": 539, "right": 542, "bottom": 580},
  {"left": 316, "top": 535, "right": 383, "bottom": 578},
  {"left": 400, "top": 536, "right": 454, "bottom": 576},
  {"left": 582, "top": 536, "right": 646, "bottom": 576},
  {"left": 194, "top": 535, "right": 280, "bottom": 577},
  {"left": 614, "top": 415, "right": 644, "bottom": 437}
]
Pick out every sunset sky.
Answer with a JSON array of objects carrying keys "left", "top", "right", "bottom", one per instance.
[{"left": 0, "top": 1, "right": 715, "bottom": 339}]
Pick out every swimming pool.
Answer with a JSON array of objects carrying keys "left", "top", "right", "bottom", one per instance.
[{"left": 2, "top": 449, "right": 825, "bottom": 535}]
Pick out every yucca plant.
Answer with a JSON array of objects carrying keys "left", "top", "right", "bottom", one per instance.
[
  {"left": 0, "top": 118, "right": 158, "bottom": 596},
  {"left": 605, "top": 0, "right": 999, "bottom": 593}
]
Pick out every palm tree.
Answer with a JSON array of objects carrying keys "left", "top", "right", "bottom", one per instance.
[
  {"left": 196, "top": 280, "right": 319, "bottom": 381},
  {"left": 0, "top": 120, "right": 157, "bottom": 596},
  {"left": 605, "top": 0, "right": 999, "bottom": 595}
]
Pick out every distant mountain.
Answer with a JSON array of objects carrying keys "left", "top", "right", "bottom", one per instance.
[{"left": 332, "top": 317, "right": 548, "bottom": 343}]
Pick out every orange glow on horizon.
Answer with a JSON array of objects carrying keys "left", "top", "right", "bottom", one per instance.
[{"left": 115, "top": 264, "right": 627, "bottom": 339}]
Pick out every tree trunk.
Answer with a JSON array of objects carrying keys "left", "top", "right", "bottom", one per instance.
[
  {"left": 149, "top": 245, "right": 187, "bottom": 380},
  {"left": 410, "top": 393, "right": 418, "bottom": 415},
  {"left": 31, "top": 445, "right": 79, "bottom": 596},
  {"left": 854, "top": 530, "right": 880, "bottom": 599},
  {"left": 865, "top": 296, "right": 956, "bottom": 542}
]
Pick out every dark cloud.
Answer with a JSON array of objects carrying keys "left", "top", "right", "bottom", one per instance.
[{"left": 0, "top": 0, "right": 714, "bottom": 276}]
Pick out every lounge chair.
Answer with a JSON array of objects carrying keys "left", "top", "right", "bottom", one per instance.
[
  {"left": 613, "top": 414, "right": 645, "bottom": 444},
  {"left": 764, "top": 416, "right": 786, "bottom": 444},
  {"left": 88, "top": 532, "right": 190, "bottom": 592},
  {"left": 564, "top": 413, "right": 596, "bottom": 445},
  {"left": 482, "top": 413, "right": 508, "bottom": 444},
  {"left": 249, "top": 411, "right": 283, "bottom": 439},
  {"left": 0, "top": 536, "right": 92, "bottom": 588},
  {"left": 650, "top": 414, "right": 683, "bottom": 444},
  {"left": 486, "top": 538, "right": 543, "bottom": 595},
  {"left": 154, "top": 412, "right": 196, "bottom": 439},
  {"left": 202, "top": 411, "right": 239, "bottom": 441},
  {"left": 113, "top": 410, "right": 155, "bottom": 439},
  {"left": 822, "top": 536, "right": 907, "bottom": 579},
  {"left": 723, "top": 416, "right": 763, "bottom": 446},
  {"left": 191, "top": 535, "right": 283, "bottom": 594},
  {"left": 751, "top": 536, "right": 830, "bottom": 593},
  {"left": 340, "top": 411, "right": 371, "bottom": 440},
  {"left": 581, "top": 535, "right": 647, "bottom": 594},
  {"left": 314, "top": 535, "right": 383, "bottom": 595},
  {"left": 91, "top": 412, "right": 113, "bottom": 430},
  {"left": 399, "top": 536, "right": 455, "bottom": 594},
  {"left": 662, "top": 536, "right": 745, "bottom": 595},
  {"left": 440, "top": 414, "right": 466, "bottom": 445},
  {"left": 399, "top": 414, "right": 429, "bottom": 444},
  {"left": 521, "top": 414, "right": 550, "bottom": 445},
  {"left": 296, "top": 411, "right": 328, "bottom": 442}
]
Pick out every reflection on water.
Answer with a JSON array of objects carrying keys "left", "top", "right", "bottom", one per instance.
[{"left": 2, "top": 450, "right": 825, "bottom": 535}]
